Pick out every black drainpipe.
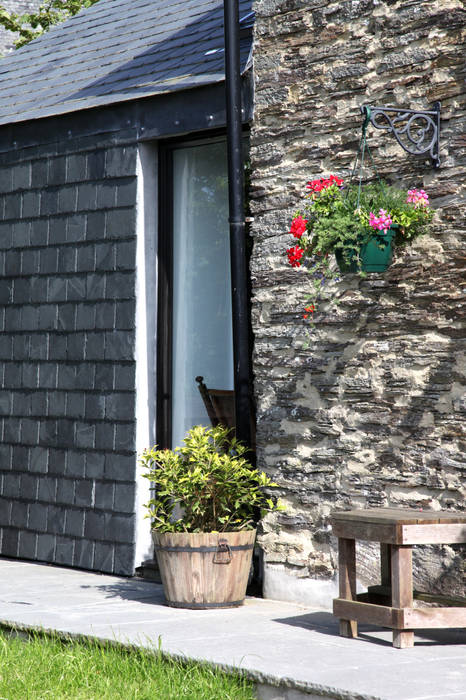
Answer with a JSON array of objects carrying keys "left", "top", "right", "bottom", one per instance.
[{"left": 223, "top": 0, "right": 252, "bottom": 450}]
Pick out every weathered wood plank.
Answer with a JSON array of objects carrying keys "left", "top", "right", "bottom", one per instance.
[
  {"left": 332, "top": 520, "right": 398, "bottom": 544},
  {"left": 404, "top": 607, "right": 466, "bottom": 629},
  {"left": 333, "top": 598, "right": 403, "bottom": 628},
  {"left": 401, "top": 523, "right": 466, "bottom": 544},
  {"left": 391, "top": 545, "right": 414, "bottom": 648},
  {"left": 331, "top": 509, "right": 466, "bottom": 526},
  {"left": 380, "top": 543, "right": 391, "bottom": 586},
  {"left": 338, "top": 537, "right": 357, "bottom": 638}
]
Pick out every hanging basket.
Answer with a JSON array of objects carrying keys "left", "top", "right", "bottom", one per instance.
[{"left": 336, "top": 227, "right": 396, "bottom": 273}]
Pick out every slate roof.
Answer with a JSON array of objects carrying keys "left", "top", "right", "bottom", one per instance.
[{"left": 0, "top": 0, "right": 253, "bottom": 127}]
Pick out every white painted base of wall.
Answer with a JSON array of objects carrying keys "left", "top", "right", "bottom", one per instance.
[{"left": 262, "top": 564, "right": 338, "bottom": 611}]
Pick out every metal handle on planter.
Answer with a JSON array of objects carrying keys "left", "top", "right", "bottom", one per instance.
[{"left": 213, "top": 538, "right": 232, "bottom": 564}]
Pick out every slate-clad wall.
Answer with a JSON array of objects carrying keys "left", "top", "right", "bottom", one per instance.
[
  {"left": 0, "top": 119, "right": 138, "bottom": 575},
  {"left": 250, "top": 0, "right": 465, "bottom": 602}
]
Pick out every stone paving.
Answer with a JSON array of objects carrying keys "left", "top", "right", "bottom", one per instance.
[{"left": 0, "top": 559, "right": 465, "bottom": 700}]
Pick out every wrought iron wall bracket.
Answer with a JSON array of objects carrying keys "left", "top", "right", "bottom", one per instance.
[{"left": 361, "top": 103, "right": 441, "bottom": 168}]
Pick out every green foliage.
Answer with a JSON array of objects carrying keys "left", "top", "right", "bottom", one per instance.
[
  {"left": 0, "top": 629, "right": 255, "bottom": 699},
  {"left": 0, "top": 0, "right": 100, "bottom": 49},
  {"left": 141, "top": 425, "right": 282, "bottom": 533}
]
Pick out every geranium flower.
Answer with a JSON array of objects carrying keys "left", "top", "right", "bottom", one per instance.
[
  {"left": 407, "top": 188, "right": 429, "bottom": 207},
  {"left": 369, "top": 208, "right": 392, "bottom": 232},
  {"left": 289, "top": 215, "right": 308, "bottom": 239},
  {"left": 286, "top": 245, "right": 304, "bottom": 267},
  {"left": 306, "top": 174, "right": 343, "bottom": 193}
]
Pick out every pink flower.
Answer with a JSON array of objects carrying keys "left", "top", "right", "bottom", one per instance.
[
  {"left": 289, "top": 215, "right": 308, "bottom": 239},
  {"left": 368, "top": 208, "right": 392, "bottom": 232},
  {"left": 407, "top": 188, "right": 429, "bottom": 207}
]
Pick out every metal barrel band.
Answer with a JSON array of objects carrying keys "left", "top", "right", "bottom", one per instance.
[{"left": 154, "top": 543, "right": 254, "bottom": 553}]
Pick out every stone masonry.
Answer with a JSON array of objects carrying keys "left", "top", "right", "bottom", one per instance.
[
  {"left": 0, "top": 2, "right": 42, "bottom": 54},
  {"left": 0, "top": 112, "right": 138, "bottom": 576},
  {"left": 250, "top": 0, "right": 465, "bottom": 603}
]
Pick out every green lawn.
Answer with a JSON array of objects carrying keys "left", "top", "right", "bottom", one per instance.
[{"left": 0, "top": 628, "right": 256, "bottom": 699}]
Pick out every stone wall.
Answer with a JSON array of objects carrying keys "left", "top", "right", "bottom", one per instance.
[
  {"left": 0, "top": 2, "right": 41, "bottom": 54},
  {"left": 250, "top": 0, "right": 465, "bottom": 604}
]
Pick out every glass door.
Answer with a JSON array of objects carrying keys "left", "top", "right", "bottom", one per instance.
[{"left": 158, "top": 137, "right": 234, "bottom": 449}]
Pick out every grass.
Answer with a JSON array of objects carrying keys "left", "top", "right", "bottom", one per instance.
[{"left": 0, "top": 628, "right": 256, "bottom": 700}]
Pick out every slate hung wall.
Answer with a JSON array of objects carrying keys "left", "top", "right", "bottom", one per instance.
[{"left": 0, "top": 113, "right": 139, "bottom": 575}]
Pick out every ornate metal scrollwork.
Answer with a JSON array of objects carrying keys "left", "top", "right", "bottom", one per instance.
[{"left": 361, "top": 103, "right": 441, "bottom": 168}]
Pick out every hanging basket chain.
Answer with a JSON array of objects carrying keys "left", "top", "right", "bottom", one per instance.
[{"left": 347, "top": 106, "right": 384, "bottom": 209}]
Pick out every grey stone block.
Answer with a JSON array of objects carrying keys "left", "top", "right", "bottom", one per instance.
[
  {"left": 113, "top": 482, "right": 135, "bottom": 514},
  {"left": 1, "top": 528, "right": 19, "bottom": 557},
  {"left": 106, "top": 208, "right": 136, "bottom": 240},
  {"left": 93, "top": 541, "right": 114, "bottom": 573},
  {"left": 113, "top": 543, "right": 135, "bottom": 575},
  {"left": 105, "top": 392, "right": 135, "bottom": 421},
  {"left": 5, "top": 194, "right": 21, "bottom": 220},
  {"left": 18, "top": 530, "right": 37, "bottom": 559},
  {"left": 49, "top": 217, "right": 68, "bottom": 245},
  {"left": 95, "top": 423, "right": 114, "bottom": 451},
  {"left": 48, "top": 391, "right": 66, "bottom": 417},
  {"left": 48, "top": 335, "right": 67, "bottom": 361},
  {"left": 12, "top": 163, "right": 31, "bottom": 191},
  {"left": 54, "top": 535, "right": 74, "bottom": 566},
  {"left": 30, "top": 219, "right": 48, "bottom": 246},
  {"left": 73, "top": 538, "right": 94, "bottom": 570},
  {"left": 67, "top": 214, "right": 86, "bottom": 243},
  {"left": 47, "top": 504, "right": 66, "bottom": 532},
  {"left": 22, "top": 191, "right": 40, "bottom": 218},
  {"left": 3, "top": 472, "right": 20, "bottom": 497},
  {"left": 85, "top": 211, "right": 105, "bottom": 242},
  {"left": 48, "top": 277, "right": 67, "bottom": 303},
  {"left": 36, "top": 532, "right": 55, "bottom": 561},
  {"left": 28, "top": 502, "right": 48, "bottom": 531},
  {"left": 40, "top": 248, "right": 58, "bottom": 274},
  {"left": 85, "top": 332, "right": 105, "bottom": 360},
  {"left": 84, "top": 510, "right": 105, "bottom": 540},
  {"left": 48, "top": 157, "right": 66, "bottom": 186},
  {"left": 95, "top": 242, "right": 115, "bottom": 271},
  {"left": 106, "top": 514, "right": 134, "bottom": 544},
  {"left": 38, "top": 363, "right": 57, "bottom": 389},
  {"left": 96, "top": 182, "right": 116, "bottom": 209},
  {"left": 87, "top": 151, "right": 105, "bottom": 180},
  {"left": 75, "top": 422, "right": 95, "bottom": 450},
  {"left": 48, "top": 449, "right": 67, "bottom": 476},
  {"left": 116, "top": 179, "right": 137, "bottom": 208},
  {"left": 39, "top": 304, "right": 58, "bottom": 331},
  {"left": 94, "top": 481, "right": 114, "bottom": 510},
  {"left": 66, "top": 277, "right": 86, "bottom": 301},
  {"left": 31, "top": 160, "right": 48, "bottom": 189},
  {"left": 67, "top": 154, "right": 87, "bottom": 183},
  {"left": 77, "top": 245, "right": 95, "bottom": 272},
  {"left": 104, "top": 330, "right": 135, "bottom": 361},
  {"left": 56, "top": 478, "right": 75, "bottom": 505},
  {"left": 75, "top": 304, "right": 96, "bottom": 330},
  {"left": 85, "top": 394, "right": 105, "bottom": 420},
  {"left": 13, "top": 221, "right": 30, "bottom": 247},
  {"left": 67, "top": 332, "right": 86, "bottom": 360},
  {"left": 105, "top": 148, "right": 136, "bottom": 178},
  {"left": 30, "top": 446, "right": 49, "bottom": 473},
  {"left": 56, "top": 304, "right": 75, "bottom": 333},
  {"left": 21, "top": 249, "right": 40, "bottom": 276},
  {"left": 40, "top": 189, "right": 59, "bottom": 217},
  {"left": 77, "top": 183, "right": 97, "bottom": 212},
  {"left": 115, "top": 240, "right": 136, "bottom": 271},
  {"left": 85, "top": 452, "right": 105, "bottom": 479},
  {"left": 66, "top": 451, "right": 86, "bottom": 478},
  {"left": 65, "top": 508, "right": 84, "bottom": 537},
  {"left": 94, "top": 364, "right": 114, "bottom": 391},
  {"left": 104, "top": 453, "right": 135, "bottom": 482},
  {"left": 20, "top": 473, "right": 38, "bottom": 500},
  {"left": 6, "top": 250, "right": 21, "bottom": 275},
  {"left": 38, "top": 476, "right": 57, "bottom": 503},
  {"left": 11, "top": 501, "right": 28, "bottom": 528},
  {"left": 57, "top": 247, "right": 77, "bottom": 273}
]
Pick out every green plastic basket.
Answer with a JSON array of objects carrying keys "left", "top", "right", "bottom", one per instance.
[{"left": 336, "top": 227, "right": 396, "bottom": 273}]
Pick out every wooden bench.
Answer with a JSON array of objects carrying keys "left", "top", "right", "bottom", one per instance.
[{"left": 331, "top": 508, "right": 466, "bottom": 648}]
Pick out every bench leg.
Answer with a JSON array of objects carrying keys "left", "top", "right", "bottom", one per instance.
[
  {"left": 338, "top": 537, "right": 357, "bottom": 638},
  {"left": 391, "top": 545, "right": 414, "bottom": 649}
]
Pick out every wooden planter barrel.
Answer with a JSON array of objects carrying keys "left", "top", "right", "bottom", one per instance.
[{"left": 152, "top": 530, "right": 256, "bottom": 609}]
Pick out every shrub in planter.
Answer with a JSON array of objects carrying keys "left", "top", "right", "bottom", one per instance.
[{"left": 140, "top": 425, "right": 281, "bottom": 608}]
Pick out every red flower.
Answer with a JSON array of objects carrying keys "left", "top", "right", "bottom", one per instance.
[
  {"left": 286, "top": 245, "right": 304, "bottom": 267},
  {"left": 306, "top": 174, "right": 343, "bottom": 193},
  {"left": 289, "top": 215, "right": 308, "bottom": 239}
]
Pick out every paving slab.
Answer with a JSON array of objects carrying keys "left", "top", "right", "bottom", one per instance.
[{"left": 0, "top": 559, "right": 465, "bottom": 700}]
